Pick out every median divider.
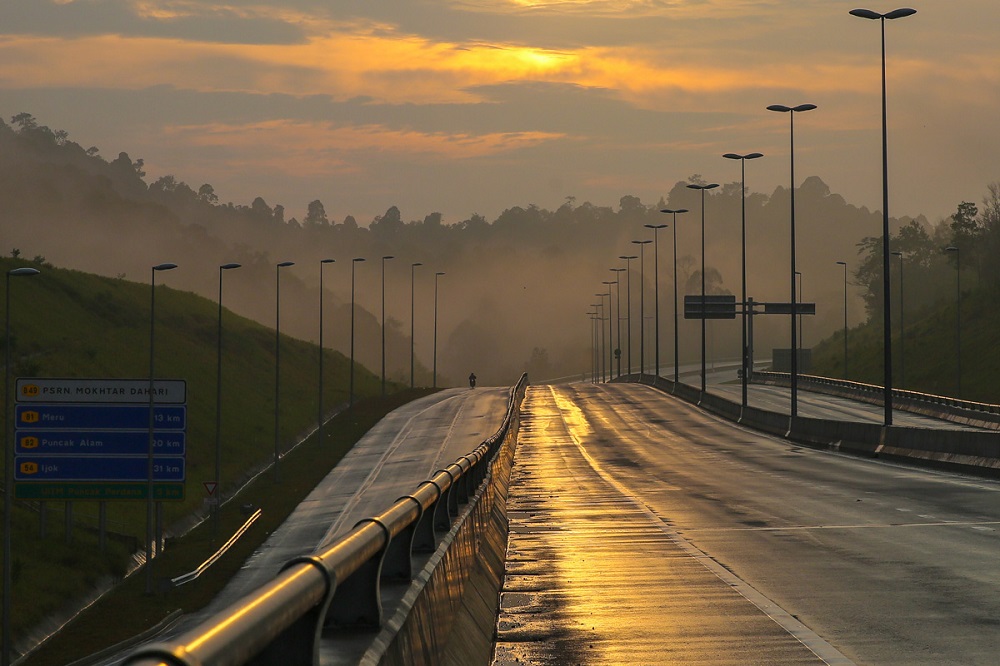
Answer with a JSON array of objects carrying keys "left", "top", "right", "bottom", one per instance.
[
  {"left": 615, "top": 373, "right": 1000, "bottom": 477},
  {"left": 123, "top": 374, "right": 529, "bottom": 666}
]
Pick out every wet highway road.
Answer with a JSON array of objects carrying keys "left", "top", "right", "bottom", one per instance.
[
  {"left": 494, "top": 383, "right": 1000, "bottom": 665},
  {"left": 107, "top": 387, "right": 508, "bottom": 665}
]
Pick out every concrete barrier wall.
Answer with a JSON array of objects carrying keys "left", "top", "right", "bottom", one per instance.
[
  {"left": 754, "top": 371, "right": 1000, "bottom": 429},
  {"left": 613, "top": 374, "right": 1000, "bottom": 477}
]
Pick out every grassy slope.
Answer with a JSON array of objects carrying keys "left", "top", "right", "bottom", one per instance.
[
  {"left": 0, "top": 257, "right": 393, "bottom": 653},
  {"left": 811, "top": 289, "right": 1000, "bottom": 403},
  {"left": 20, "top": 388, "right": 433, "bottom": 666}
]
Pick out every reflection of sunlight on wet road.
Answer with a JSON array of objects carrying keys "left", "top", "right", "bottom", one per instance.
[{"left": 492, "top": 385, "right": 828, "bottom": 665}]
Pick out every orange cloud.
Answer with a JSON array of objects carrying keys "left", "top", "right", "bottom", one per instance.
[
  {"left": 159, "top": 119, "right": 566, "bottom": 175},
  {"left": 0, "top": 25, "right": 946, "bottom": 110}
]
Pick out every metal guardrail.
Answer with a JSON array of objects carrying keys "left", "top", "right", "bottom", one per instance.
[
  {"left": 170, "top": 509, "right": 262, "bottom": 588},
  {"left": 124, "top": 374, "right": 529, "bottom": 666},
  {"left": 753, "top": 371, "right": 1000, "bottom": 425}
]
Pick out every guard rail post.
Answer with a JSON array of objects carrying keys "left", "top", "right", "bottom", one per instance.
[
  {"left": 326, "top": 519, "right": 390, "bottom": 628},
  {"left": 410, "top": 482, "right": 441, "bottom": 553}
]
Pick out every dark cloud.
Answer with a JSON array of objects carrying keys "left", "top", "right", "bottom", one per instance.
[{"left": 1, "top": 0, "right": 306, "bottom": 44}]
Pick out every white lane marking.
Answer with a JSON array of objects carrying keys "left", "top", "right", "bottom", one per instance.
[
  {"left": 320, "top": 392, "right": 467, "bottom": 544},
  {"left": 552, "top": 384, "right": 855, "bottom": 666},
  {"left": 429, "top": 393, "right": 470, "bottom": 473},
  {"left": 684, "top": 520, "right": 1000, "bottom": 533}
]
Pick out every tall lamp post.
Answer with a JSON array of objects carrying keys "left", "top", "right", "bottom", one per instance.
[
  {"left": 619, "top": 255, "right": 637, "bottom": 374},
  {"left": 766, "top": 103, "right": 816, "bottom": 417},
  {"left": 145, "top": 262, "right": 176, "bottom": 595},
  {"left": 850, "top": 6, "right": 916, "bottom": 425},
  {"left": 632, "top": 240, "right": 652, "bottom": 375},
  {"left": 410, "top": 262, "right": 422, "bottom": 388},
  {"left": 318, "top": 259, "right": 334, "bottom": 444},
  {"left": 4, "top": 266, "right": 39, "bottom": 665},
  {"left": 433, "top": 272, "right": 445, "bottom": 388},
  {"left": 946, "top": 246, "right": 961, "bottom": 398},
  {"left": 381, "top": 255, "right": 395, "bottom": 396},
  {"left": 587, "top": 310, "right": 598, "bottom": 382},
  {"left": 611, "top": 268, "right": 626, "bottom": 378},
  {"left": 598, "top": 280, "right": 615, "bottom": 381},
  {"left": 891, "top": 250, "right": 905, "bottom": 387},
  {"left": 602, "top": 280, "right": 616, "bottom": 379},
  {"left": 836, "top": 261, "right": 849, "bottom": 379},
  {"left": 349, "top": 258, "right": 366, "bottom": 406},
  {"left": 795, "top": 271, "right": 804, "bottom": 355},
  {"left": 686, "top": 183, "right": 719, "bottom": 393},
  {"left": 595, "top": 293, "right": 608, "bottom": 381},
  {"left": 590, "top": 305, "right": 602, "bottom": 382},
  {"left": 661, "top": 209, "right": 688, "bottom": 383},
  {"left": 723, "top": 152, "right": 763, "bottom": 406},
  {"left": 644, "top": 223, "right": 668, "bottom": 377},
  {"left": 273, "top": 261, "right": 294, "bottom": 483},
  {"left": 214, "top": 262, "right": 240, "bottom": 537}
]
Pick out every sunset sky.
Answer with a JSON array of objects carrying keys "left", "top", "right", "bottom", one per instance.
[{"left": 2, "top": 0, "right": 997, "bottom": 227}]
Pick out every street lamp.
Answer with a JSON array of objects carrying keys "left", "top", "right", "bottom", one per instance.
[
  {"left": 946, "top": 246, "right": 961, "bottom": 398},
  {"left": 723, "top": 151, "right": 763, "bottom": 406},
  {"left": 410, "top": 262, "right": 422, "bottom": 388},
  {"left": 686, "top": 182, "right": 719, "bottom": 393},
  {"left": 836, "top": 261, "right": 849, "bottom": 379},
  {"left": 273, "top": 261, "right": 294, "bottom": 483},
  {"left": 661, "top": 209, "right": 688, "bottom": 383},
  {"left": 350, "top": 257, "right": 365, "bottom": 406},
  {"left": 214, "top": 262, "right": 240, "bottom": 537},
  {"left": 610, "top": 268, "right": 626, "bottom": 378},
  {"left": 3, "top": 266, "right": 39, "bottom": 665},
  {"left": 587, "top": 310, "right": 598, "bottom": 382},
  {"left": 595, "top": 293, "right": 608, "bottom": 381},
  {"left": 145, "top": 262, "right": 176, "bottom": 595},
  {"left": 891, "top": 250, "right": 905, "bottom": 387},
  {"left": 602, "top": 280, "right": 616, "bottom": 379},
  {"left": 433, "top": 272, "right": 445, "bottom": 388},
  {"left": 590, "top": 303, "right": 604, "bottom": 384},
  {"left": 644, "top": 223, "right": 668, "bottom": 377},
  {"left": 632, "top": 240, "right": 652, "bottom": 375},
  {"left": 619, "top": 254, "right": 637, "bottom": 374},
  {"left": 381, "top": 255, "right": 395, "bottom": 396},
  {"left": 850, "top": 6, "right": 916, "bottom": 425},
  {"left": 767, "top": 102, "right": 816, "bottom": 417},
  {"left": 318, "top": 259, "right": 334, "bottom": 445}
]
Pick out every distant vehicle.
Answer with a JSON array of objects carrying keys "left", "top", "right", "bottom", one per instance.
[{"left": 469, "top": 373, "right": 477, "bottom": 388}]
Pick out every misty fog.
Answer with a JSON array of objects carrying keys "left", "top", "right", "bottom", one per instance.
[{"left": 1, "top": 115, "right": 946, "bottom": 386}]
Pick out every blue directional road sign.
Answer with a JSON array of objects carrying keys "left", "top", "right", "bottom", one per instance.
[
  {"left": 16, "top": 404, "right": 186, "bottom": 430},
  {"left": 15, "top": 456, "right": 185, "bottom": 482},
  {"left": 16, "top": 431, "right": 185, "bottom": 456}
]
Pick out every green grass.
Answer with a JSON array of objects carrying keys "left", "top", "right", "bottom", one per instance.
[
  {"left": 0, "top": 256, "right": 407, "bottom": 658},
  {"left": 19, "top": 388, "right": 434, "bottom": 666},
  {"left": 811, "top": 289, "right": 1000, "bottom": 403}
]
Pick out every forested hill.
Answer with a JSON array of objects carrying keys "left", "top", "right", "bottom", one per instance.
[{"left": 2, "top": 112, "right": 971, "bottom": 385}]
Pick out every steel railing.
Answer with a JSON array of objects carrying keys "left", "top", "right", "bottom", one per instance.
[
  {"left": 124, "top": 374, "right": 528, "bottom": 666},
  {"left": 753, "top": 371, "right": 1000, "bottom": 426}
]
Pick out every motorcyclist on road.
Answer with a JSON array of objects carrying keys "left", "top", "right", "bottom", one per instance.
[{"left": 469, "top": 372, "right": 477, "bottom": 388}]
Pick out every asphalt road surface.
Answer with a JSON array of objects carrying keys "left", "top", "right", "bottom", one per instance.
[{"left": 494, "top": 383, "right": 1000, "bottom": 665}]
